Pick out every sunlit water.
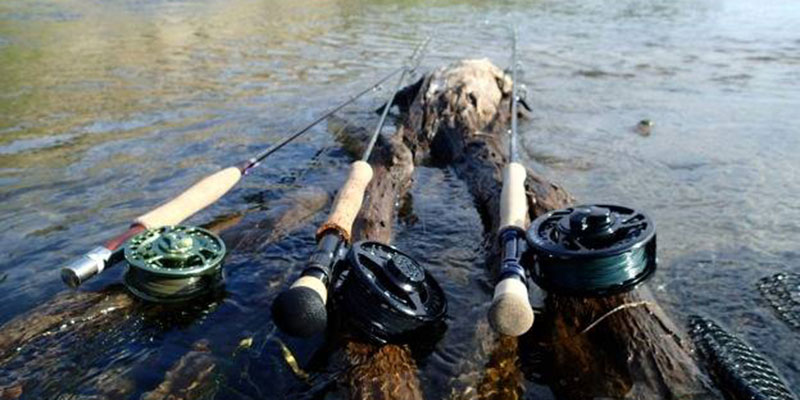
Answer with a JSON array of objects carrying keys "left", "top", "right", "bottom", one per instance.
[{"left": 1, "top": 0, "right": 798, "bottom": 398}]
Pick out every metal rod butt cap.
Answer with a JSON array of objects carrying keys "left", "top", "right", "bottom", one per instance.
[
  {"left": 60, "top": 246, "right": 113, "bottom": 288},
  {"left": 272, "top": 276, "right": 328, "bottom": 338},
  {"left": 488, "top": 277, "right": 534, "bottom": 336}
]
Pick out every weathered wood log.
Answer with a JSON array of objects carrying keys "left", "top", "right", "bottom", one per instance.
[{"left": 396, "top": 59, "right": 715, "bottom": 399}]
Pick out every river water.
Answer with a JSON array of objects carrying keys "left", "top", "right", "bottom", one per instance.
[{"left": 1, "top": 0, "right": 798, "bottom": 398}]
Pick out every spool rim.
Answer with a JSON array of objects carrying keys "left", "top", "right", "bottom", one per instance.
[
  {"left": 123, "top": 225, "right": 226, "bottom": 302},
  {"left": 342, "top": 241, "right": 447, "bottom": 342},
  {"left": 526, "top": 204, "right": 657, "bottom": 297},
  {"left": 526, "top": 204, "right": 655, "bottom": 259},
  {"left": 124, "top": 225, "right": 226, "bottom": 277}
]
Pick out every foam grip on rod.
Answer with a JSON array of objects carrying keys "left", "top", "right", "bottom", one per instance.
[
  {"left": 499, "top": 162, "right": 528, "bottom": 232},
  {"left": 272, "top": 276, "right": 329, "bottom": 337},
  {"left": 317, "top": 161, "right": 373, "bottom": 242},
  {"left": 135, "top": 167, "right": 242, "bottom": 229},
  {"left": 488, "top": 277, "right": 534, "bottom": 337}
]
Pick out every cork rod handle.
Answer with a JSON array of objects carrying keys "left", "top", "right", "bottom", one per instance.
[
  {"left": 135, "top": 167, "right": 242, "bottom": 229},
  {"left": 488, "top": 162, "right": 534, "bottom": 336},
  {"left": 317, "top": 161, "right": 373, "bottom": 242},
  {"left": 499, "top": 162, "right": 528, "bottom": 231}
]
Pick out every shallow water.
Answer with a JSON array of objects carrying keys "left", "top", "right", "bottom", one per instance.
[{"left": 1, "top": 0, "right": 798, "bottom": 398}]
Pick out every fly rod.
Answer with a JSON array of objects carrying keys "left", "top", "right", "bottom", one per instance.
[
  {"left": 61, "top": 65, "right": 408, "bottom": 289},
  {"left": 271, "top": 37, "right": 432, "bottom": 338},
  {"left": 487, "top": 27, "right": 536, "bottom": 337}
]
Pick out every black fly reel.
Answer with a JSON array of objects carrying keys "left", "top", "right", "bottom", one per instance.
[
  {"left": 526, "top": 204, "right": 656, "bottom": 297},
  {"left": 335, "top": 241, "right": 447, "bottom": 344},
  {"left": 123, "top": 225, "right": 226, "bottom": 303}
]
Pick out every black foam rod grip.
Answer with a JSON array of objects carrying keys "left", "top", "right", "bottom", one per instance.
[{"left": 272, "top": 286, "right": 327, "bottom": 337}]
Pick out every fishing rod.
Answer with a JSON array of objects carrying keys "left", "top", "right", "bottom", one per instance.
[
  {"left": 487, "top": 27, "right": 537, "bottom": 337},
  {"left": 272, "top": 37, "right": 446, "bottom": 342},
  {"left": 485, "top": 32, "right": 656, "bottom": 325},
  {"left": 60, "top": 65, "right": 409, "bottom": 289}
]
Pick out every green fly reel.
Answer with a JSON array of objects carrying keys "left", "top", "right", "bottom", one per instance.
[{"left": 123, "top": 225, "right": 226, "bottom": 303}]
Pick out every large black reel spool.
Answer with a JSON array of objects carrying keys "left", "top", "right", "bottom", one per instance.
[
  {"left": 337, "top": 241, "right": 447, "bottom": 344},
  {"left": 526, "top": 204, "right": 656, "bottom": 297},
  {"left": 123, "top": 225, "right": 226, "bottom": 303}
]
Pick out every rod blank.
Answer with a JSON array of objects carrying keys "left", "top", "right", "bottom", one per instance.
[{"left": 487, "top": 26, "right": 536, "bottom": 337}]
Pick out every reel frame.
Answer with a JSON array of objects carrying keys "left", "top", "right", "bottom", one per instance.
[
  {"left": 335, "top": 241, "right": 447, "bottom": 344},
  {"left": 526, "top": 204, "right": 657, "bottom": 297},
  {"left": 123, "top": 225, "right": 226, "bottom": 303}
]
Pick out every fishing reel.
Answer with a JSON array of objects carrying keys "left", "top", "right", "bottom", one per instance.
[
  {"left": 123, "top": 225, "right": 226, "bottom": 303},
  {"left": 525, "top": 204, "right": 656, "bottom": 297},
  {"left": 334, "top": 241, "right": 447, "bottom": 344},
  {"left": 275, "top": 239, "right": 447, "bottom": 345}
]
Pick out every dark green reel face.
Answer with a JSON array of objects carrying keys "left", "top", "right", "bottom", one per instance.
[{"left": 123, "top": 225, "right": 226, "bottom": 303}]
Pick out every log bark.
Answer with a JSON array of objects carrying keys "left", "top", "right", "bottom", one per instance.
[{"left": 394, "top": 59, "right": 714, "bottom": 399}]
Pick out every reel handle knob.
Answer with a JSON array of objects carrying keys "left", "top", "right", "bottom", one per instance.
[
  {"left": 272, "top": 276, "right": 328, "bottom": 337},
  {"left": 489, "top": 276, "right": 534, "bottom": 336}
]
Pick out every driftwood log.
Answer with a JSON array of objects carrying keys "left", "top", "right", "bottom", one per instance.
[{"left": 397, "top": 59, "right": 716, "bottom": 399}]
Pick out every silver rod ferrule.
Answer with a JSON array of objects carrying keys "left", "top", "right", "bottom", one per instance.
[{"left": 60, "top": 246, "right": 113, "bottom": 288}]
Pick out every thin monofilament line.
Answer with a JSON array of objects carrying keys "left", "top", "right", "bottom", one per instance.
[
  {"left": 362, "top": 36, "right": 432, "bottom": 161},
  {"left": 539, "top": 246, "right": 650, "bottom": 292}
]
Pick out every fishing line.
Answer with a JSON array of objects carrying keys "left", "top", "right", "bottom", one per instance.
[{"left": 536, "top": 247, "right": 650, "bottom": 293}]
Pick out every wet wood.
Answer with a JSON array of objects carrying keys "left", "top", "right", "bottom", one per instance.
[
  {"left": 141, "top": 340, "right": 218, "bottom": 400},
  {"left": 393, "top": 59, "right": 713, "bottom": 399},
  {"left": 0, "top": 188, "right": 329, "bottom": 399}
]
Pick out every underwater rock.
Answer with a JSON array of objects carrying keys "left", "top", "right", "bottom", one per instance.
[
  {"left": 636, "top": 119, "right": 654, "bottom": 136},
  {"left": 222, "top": 186, "right": 329, "bottom": 253},
  {"left": 688, "top": 315, "right": 797, "bottom": 400}
]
